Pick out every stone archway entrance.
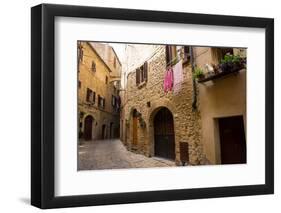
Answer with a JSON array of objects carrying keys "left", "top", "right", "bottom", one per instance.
[
  {"left": 84, "top": 115, "right": 94, "bottom": 140},
  {"left": 154, "top": 107, "right": 175, "bottom": 160}
]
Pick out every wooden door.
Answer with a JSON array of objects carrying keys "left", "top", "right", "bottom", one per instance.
[
  {"left": 219, "top": 116, "right": 246, "bottom": 164},
  {"left": 102, "top": 125, "right": 106, "bottom": 139},
  {"left": 154, "top": 108, "right": 175, "bottom": 160},
  {"left": 132, "top": 116, "right": 138, "bottom": 145},
  {"left": 110, "top": 122, "right": 113, "bottom": 138},
  {"left": 84, "top": 115, "right": 93, "bottom": 140}
]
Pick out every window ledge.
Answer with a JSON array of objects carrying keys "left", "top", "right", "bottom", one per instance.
[
  {"left": 197, "top": 68, "right": 244, "bottom": 83},
  {"left": 137, "top": 81, "right": 147, "bottom": 89}
]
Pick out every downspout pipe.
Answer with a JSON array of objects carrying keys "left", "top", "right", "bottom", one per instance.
[{"left": 190, "top": 46, "right": 197, "bottom": 110}]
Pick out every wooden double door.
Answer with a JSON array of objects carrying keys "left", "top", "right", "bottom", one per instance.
[{"left": 154, "top": 108, "right": 175, "bottom": 160}]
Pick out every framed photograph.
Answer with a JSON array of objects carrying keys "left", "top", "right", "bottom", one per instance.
[{"left": 31, "top": 4, "right": 274, "bottom": 209}]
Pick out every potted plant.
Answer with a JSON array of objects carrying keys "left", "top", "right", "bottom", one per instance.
[
  {"left": 232, "top": 54, "right": 244, "bottom": 71},
  {"left": 219, "top": 54, "right": 243, "bottom": 72},
  {"left": 193, "top": 67, "right": 205, "bottom": 80}
]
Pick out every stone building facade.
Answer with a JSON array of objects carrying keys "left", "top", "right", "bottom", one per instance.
[
  {"left": 195, "top": 47, "right": 247, "bottom": 164},
  {"left": 121, "top": 44, "right": 246, "bottom": 166},
  {"left": 78, "top": 41, "right": 121, "bottom": 141},
  {"left": 121, "top": 45, "right": 205, "bottom": 165}
]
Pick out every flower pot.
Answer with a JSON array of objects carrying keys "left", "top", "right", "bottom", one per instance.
[{"left": 197, "top": 75, "right": 205, "bottom": 80}]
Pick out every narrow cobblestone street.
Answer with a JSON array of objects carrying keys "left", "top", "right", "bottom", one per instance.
[{"left": 78, "top": 139, "right": 175, "bottom": 170}]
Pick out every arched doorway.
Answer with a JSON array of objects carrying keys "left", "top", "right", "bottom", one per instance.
[
  {"left": 154, "top": 107, "right": 175, "bottom": 159},
  {"left": 102, "top": 124, "right": 106, "bottom": 139},
  {"left": 84, "top": 115, "right": 94, "bottom": 140},
  {"left": 110, "top": 122, "right": 113, "bottom": 138}
]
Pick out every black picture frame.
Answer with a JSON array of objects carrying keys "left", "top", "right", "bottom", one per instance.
[{"left": 31, "top": 3, "right": 274, "bottom": 209}]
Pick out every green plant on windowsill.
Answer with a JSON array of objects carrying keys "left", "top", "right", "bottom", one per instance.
[
  {"left": 220, "top": 54, "right": 243, "bottom": 72},
  {"left": 220, "top": 54, "right": 241, "bottom": 64},
  {"left": 193, "top": 67, "right": 205, "bottom": 80}
]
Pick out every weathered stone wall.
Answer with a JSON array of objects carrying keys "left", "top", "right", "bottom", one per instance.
[
  {"left": 78, "top": 42, "right": 120, "bottom": 140},
  {"left": 122, "top": 46, "right": 207, "bottom": 165}
]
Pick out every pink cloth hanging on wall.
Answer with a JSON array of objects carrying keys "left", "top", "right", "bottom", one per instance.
[
  {"left": 164, "top": 67, "right": 174, "bottom": 92},
  {"left": 173, "top": 60, "right": 183, "bottom": 94}
]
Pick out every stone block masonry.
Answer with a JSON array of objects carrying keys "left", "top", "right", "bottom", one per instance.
[{"left": 121, "top": 46, "right": 208, "bottom": 165}]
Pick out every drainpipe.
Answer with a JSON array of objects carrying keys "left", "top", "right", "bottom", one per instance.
[{"left": 190, "top": 46, "right": 197, "bottom": 110}]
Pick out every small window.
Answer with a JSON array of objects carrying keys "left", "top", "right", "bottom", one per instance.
[
  {"left": 91, "top": 61, "right": 96, "bottom": 72},
  {"left": 143, "top": 61, "right": 148, "bottom": 81},
  {"left": 92, "top": 91, "right": 96, "bottom": 103},
  {"left": 86, "top": 88, "right": 92, "bottom": 102},
  {"left": 165, "top": 45, "right": 177, "bottom": 67},
  {"left": 78, "top": 81, "right": 81, "bottom": 89},
  {"left": 98, "top": 95, "right": 101, "bottom": 107},
  {"left": 136, "top": 68, "right": 140, "bottom": 85},
  {"left": 113, "top": 57, "right": 116, "bottom": 68},
  {"left": 136, "top": 61, "right": 148, "bottom": 85},
  {"left": 102, "top": 98, "right": 105, "bottom": 109},
  {"left": 98, "top": 95, "right": 105, "bottom": 109},
  {"left": 183, "top": 46, "right": 190, "bottom": 64},
  {"left": 86, "top": 88, "right": 95, "bottom": 103},
  {"left": 105, "top": 76, "right": 108, "bottom": 84}
]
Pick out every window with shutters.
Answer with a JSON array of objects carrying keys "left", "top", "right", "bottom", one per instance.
[
  {"left": 98, "top": 95, "right": 105, "bottom": 109},
  {"left": 166, "top": 45, "right": 177, "bottom": 67},
  {"left": 102, "top": 98, "right": 105, "bottom": 109},
  {"left": 136, "top": 68, "right": 140, "bottom": 85},
  {"left": 98, "top": 95, "right": 101, "bottom": 108},
  {"left": 98, "top": 95, "right": 101, "bottom": 107},
  {"left": 86, "top": 88, "right": 95, "bottom": 104},
  {"left": 136, "top": 61, "right": 148, "bottom": 86},
  {"left": 86, "top": 88, "right": 92, "bottom": 102},
  {"left": 183, "top": 46, "right": 191, "bottom": 64},
  {"left": 91, "top": 61, "right": 96, "bottom": 72},
  {"left": 92, "top": 91, "right": 96, "bottom": 103}
]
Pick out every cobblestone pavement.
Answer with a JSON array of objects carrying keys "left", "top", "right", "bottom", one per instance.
[{"left": 78, "top": 139, "right": 175, "bottom": 170}]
